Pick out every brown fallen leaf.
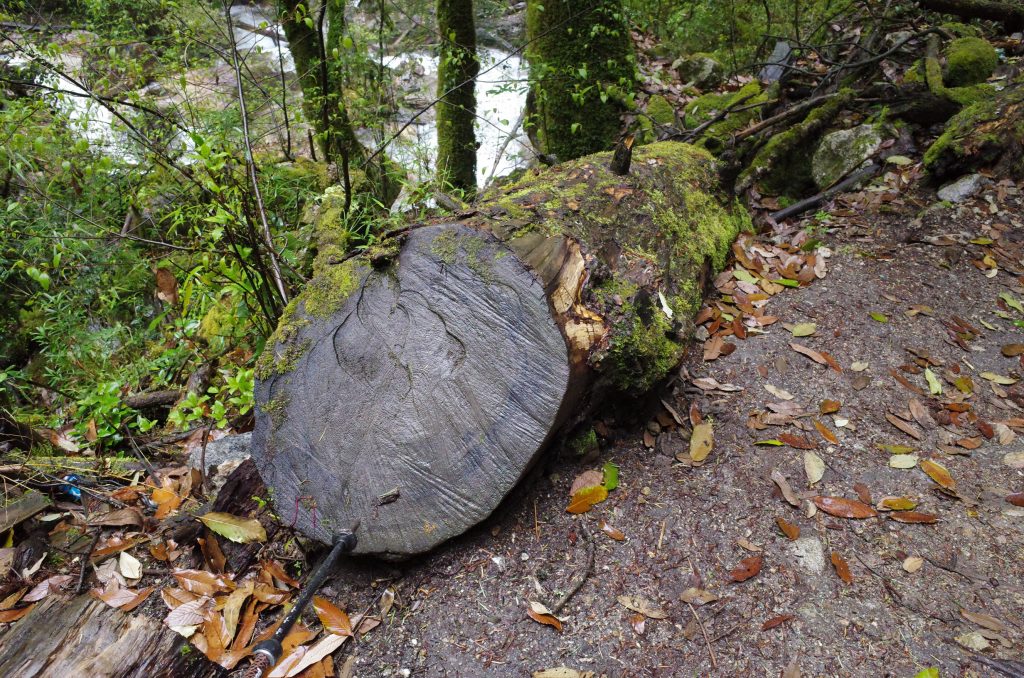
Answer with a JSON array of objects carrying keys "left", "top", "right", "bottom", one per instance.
[
  {"left": 961, "top": 609, "right": 1007, "bottom": 632},
  {"left": 812, "top": 496, "right": 878, "bottom": 519},
  {"left": 0, "top": 604, "right": 35, "bottom": 623},
  {"left": 527, "top": 602, "right": 562, "bottom": 631},
  {"left": 313, "top": 595, "right": 352, "bottom": 636},
  {"left": 1001, "top": 344, "right": 1024, "bottom": 357},
  {"left": 779, "top": 433, "right": 816, "bottom": 450},
  {"left": 956, "top": 437, "right": 982, "bottom": 450},
  {"left": 820, "top": 399, "right": 841, "bottom": 414},
  {"left": 790, "top": 342, "right": 828, "bottom": 367},
  {"left": 729, "top": 556, "right": 763, "bottom": 583},
  {"left": 830, "top": 552, "right": 853, "bottom": 584},
  {"left": 776, "top": 517, "right": 800, "bottom": 541},
  {"left": 1007, "top": 493, "right": 1024, "bottom": 507},
  {"left": 597, "top": 520, "right": 625, "bottom": 541},
  {"left": 771, "top": 470, "right": 800, "bottom": 507},
  {"left": 920, "top": 459, "right": 956, "bottom": 490},
  {"left": 680, "top": 588, "right": 718, "bottom": 605},
  {"left": 849, "top": 484, "right": 870, "bottom": 506},
  {"left": 885, "top": 413, "right": 922, "bottom": 440},
  {"left": 761, "top": 614, "right": 795, "bottom": 631},
  {"left": 889, "top": 511, "right": 938, "bottom": 524},
  {"left": 617, "top": 595, "right": 668, "bottom": 619},
  {"left": 813, "top": 419, "right": 838, "bottom": 444}
]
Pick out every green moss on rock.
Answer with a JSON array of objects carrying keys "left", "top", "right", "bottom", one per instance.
[
  {"left": 944, "top": 37, "right": 998, "bottom": 88},
  {"left": 646, "top": 95, "right": 676, "bottom": 127},
  {"left": 684, "top": 81, "right": 769, "bottom": 152}
]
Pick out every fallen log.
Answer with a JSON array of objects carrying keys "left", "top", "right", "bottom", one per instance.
[{"left": 251, "top": 141, "right": 749, "bottom": 557}]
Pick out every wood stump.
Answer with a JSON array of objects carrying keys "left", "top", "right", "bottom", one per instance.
[{"left": 253, "top": 141, "right": 748, "bottom": 556}]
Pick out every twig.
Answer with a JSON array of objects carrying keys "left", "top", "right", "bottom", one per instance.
[
  {"left": 672, "top": 92, "right": 763, "bottom": 143},
  {"left": 75, "top": 530, "right": 102, "bottom": 593},
  {"left": 969, "top": 653, "right": 1024, "bottom": 678},
  {"left": 224, "top": 0, "right": 289, "bottom": 307},
  {"left": 549, "top": 525, "right": 594, "bottom": 615},
  {"left": 482, "top": 105, "right": 527, "bottom": 190},
  {"left": 770, "top": 162, "right": 881, "bottom": 222},
  {"left": 686, "top": 600, "right": 718, "bottom": 670},
  {"left": 734, "top": 93, "right": 836, "bottom": 142}
]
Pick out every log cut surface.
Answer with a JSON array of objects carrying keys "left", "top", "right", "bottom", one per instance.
[{"left": 253, "top": 223, "right": 570, "bottom": 556}]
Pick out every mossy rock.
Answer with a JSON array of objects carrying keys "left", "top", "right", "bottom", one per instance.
[
  {"left": 944, "top": 37, "right": 997, "bottom": 88},
  {"left": 811, "top": 124, "right": 884, "bottom": 190},
  {"left": 673, "top": 53, "right": 724, "bottom": 90},
  {"left": 646, "top": 94, "right": 676, "bottom": 127}
]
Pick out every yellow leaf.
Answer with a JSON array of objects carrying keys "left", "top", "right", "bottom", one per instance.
[{"left": 689, "top": 423, "right": 714, "bottom": 462}]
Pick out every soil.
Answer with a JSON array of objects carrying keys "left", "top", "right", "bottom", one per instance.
[{"left": 308, "top": 179, "right": 1024, "bottom": 678}]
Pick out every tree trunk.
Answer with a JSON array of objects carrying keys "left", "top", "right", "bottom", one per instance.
[
  {"left": 276, "top": 0, "right": 358, "bottom": 165},
  {"left": 0, "top": 594, "right": 210, "bottom": 678},
  {"left": 436, "top": 0, "right": 479, "bottom": 193},
  {"left": 251, "top": 141, "right": 748, "bottom": 557},
  {"left": 525, "top": 0, "right": 635, "bottom": 161},
  {"left": 916, "top": 0, "right": 1024, "bottom": 30}
]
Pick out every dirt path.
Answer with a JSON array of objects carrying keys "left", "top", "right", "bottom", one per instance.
[{"left": 322, "top": 180, "right": 1024, "bottom": 677}]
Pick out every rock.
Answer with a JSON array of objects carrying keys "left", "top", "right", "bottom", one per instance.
[
  {"left": 673, "top": 53, "right": 723, "bottom": 90},
  {"left": 944, "top": 37, "right": 998, "bottom": 87},
  {"left": 189, "top": 431, "right": 251, "bottom": 476},
  {"left": 759, "top": 40, "right": 792, "bottom": 83},
  {"left": 790, "top": 536, "right": 826, "bottom": 573},
  {"left": 811, "top": 124, "right": 883, "bottom": 190},
  {"left": 936, "top": 173, "right": 987, "bottom": 202}
]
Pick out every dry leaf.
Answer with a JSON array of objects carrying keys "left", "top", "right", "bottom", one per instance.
[
  {"left": 771, "top": 470, "right": 800, "bottom": 507},
  {"left": 961, "top": 610, "right": 1006, "bottom": 632},
  {"left": 566, "top": 485, "right": 608, "bottom": 514},
  {"left": 199, "top": 512, "right": 267, "bottom": 544},
  {"left": 617, "top": 595, "right": 668, "bottom": 619},
  {"left": 313, "top": 596, "right": 352, "bottom": 636},
  {"left": 762, "top": 614, "right": 795, "bottom": 631},
  {"left": 680, "top": 588, "right": 717, "bottom": 605},
  {"left": 878, "top": 496, "right": 918, "bottom": 511},
  {"left": 812, "top": 496, "right": 877, "bottom": 519},
  {"left": 820, "top": 399, "right": 841, "bottom": 414},
  {"left": 831, "top": 552, "right": 853, "bottom": 584},
  {"left": 885, "top": 413, "right": 922, "bottom": 440},
  {"left": 527, "top": 601, "right": 562, "bottom": 631},
  {"left": 689, "top": 422, "right": 714, "bottom": 462},
  {"left": 598, "top": 520, "right": 625, "bottom": 541},
  {"left": 902, "top": 556, "right": 924, "bottom": 573},
  {"left": 119, "top": 552, "right": 142, "bottom": 580},
  {"left": 803, "top": 452, "right": 825, "bottom": 487},
  {"left": 0, "top": 604, "right": 35, "bottom": 623},
  {"left": 569, "top": 470, "right": 604, "bottom": 496},
  {"left": 765, "top": 384, "right": 795, "bottom": 400},
  {"left": 920, "top": 459, "right": 956, "bottom": 490},
  {"left": 813, "top": 419, "right": 838, "bottom": 444},
  {"left": 889, "top": 511, "right": 938, "bottom": 523},
  {"left": 729, "top": 556, "right": 762, "bottom": 582},
  {"left": 780, "top": 433, "right": 816, "bottom": 450},
  {"left": 172, "top": 569, "right": 235, "bottom": 596},
  {"left": 776, "top": 517, "right": 800, "bottom": 540}
]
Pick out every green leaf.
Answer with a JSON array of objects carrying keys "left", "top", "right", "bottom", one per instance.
[
  {"left": 914, "top": 669, "right": 939, "bottom": 678},
  {"left": 733, "top": 268, "right": 756, "bottom": 284},
  {"left": 790, "top": 322, "right": 816, "bottom": 337},
  {"left": 885, "top": 155, "right": 913, "bottom": 166},
  {"left": 755, "top": 439, "right": 784, "bottom": 446},
  {"left": 869, "top": 311, "right": 888, "bottom": 323},
  {"left": 924, "top": 368, "right": 942, "bottom": 395},
  {"left": 999, "top": 292, "right": 1023, "bottom": 314},
  {"left": 772, "top": 278, "right": 800, "bottom": 288},
  {"left": 602, "top": 461, "right": 619, "bottom": 491},
  {"left": 199, "top": 512, "right": 267, "bottom": 543}
]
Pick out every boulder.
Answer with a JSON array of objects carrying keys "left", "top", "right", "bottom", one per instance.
[
  {"left": 936, "top": 173, "right": 987, "bottom": 202},
  {"left": 943, "top": 37, "right": 998, "bottom": 88},
  {"left": 673, "top": 53, "right": 724, "bottom": 90},
  {"left": 811, "top": 124, "right": 883, "bottom": 190}
]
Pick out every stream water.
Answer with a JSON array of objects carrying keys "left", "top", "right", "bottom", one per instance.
[{"left": 7, "top": 5, "right": 531, "bottom": 189}]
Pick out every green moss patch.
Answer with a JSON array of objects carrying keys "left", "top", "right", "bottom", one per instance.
[{"left": 944, "top": 37, "right": 997, "bottom": 87}]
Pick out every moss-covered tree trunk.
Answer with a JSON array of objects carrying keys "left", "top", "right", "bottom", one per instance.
[
  {"left": 251, "top": 141, "right": 749, "bottom": 557},
  {"left": 525, "top": 0, "right": 635, "bottom": 161},
  {"left": 436, "top": 0, "right": 479, "bottom": 192},
  {"left": 277, "top": 0, "right": 358, "bottom": 164}
]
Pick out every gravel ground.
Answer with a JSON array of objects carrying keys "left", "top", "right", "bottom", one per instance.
[{"left": 307, "top": 179, "right": 1024, "bottom": 678}]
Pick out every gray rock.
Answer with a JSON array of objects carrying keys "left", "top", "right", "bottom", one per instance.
[
  {"left": 811, "top": 124, "right": 883, "bottom": 190},
  {"left": 937, "top": 173, "right": 987, "bottom": 203},
  {"left": 189, "top": 431, "right": 251, "bottom": 476},
  {"left": 791, "top": 536, "right": 826, "bottom": 573},
  {"left": 759, "top": 41, "right": 793, "bottom": 83},
  {"left": 673, "top": 53, "right": 723, "bottom": 90}
]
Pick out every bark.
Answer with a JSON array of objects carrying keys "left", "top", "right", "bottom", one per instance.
[
  {"left": 916, "top": 0, "right": 1024, "bottom": 30},
  {"left": 436, "top": 0, "right": 479, "bottom": 193},
  {"left": 525, "top": 0, "right": 635, "bottom": 160},
  {"left": 251, "top": 141, "right": 749, "bottom": 557},
  {"left": 276, "top": 0, "right": 358, "bottom": 165}
]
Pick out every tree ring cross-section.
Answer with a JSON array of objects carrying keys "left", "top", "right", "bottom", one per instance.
[{"left": 252, "top": 223, "right": 571, "bottom": 557}]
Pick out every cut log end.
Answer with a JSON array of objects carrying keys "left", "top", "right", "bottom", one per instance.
[{"left": 254, "top": 224, "right": 570, "bottom": 556}]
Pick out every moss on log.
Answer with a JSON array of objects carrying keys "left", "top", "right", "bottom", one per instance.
[{"left": 252, "top": 141, "right": 748, "bottom": 556}]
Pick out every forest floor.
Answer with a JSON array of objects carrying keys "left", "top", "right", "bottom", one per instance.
[{"left": 314, "top": 177, "right": 1024, "bottom": 678}]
